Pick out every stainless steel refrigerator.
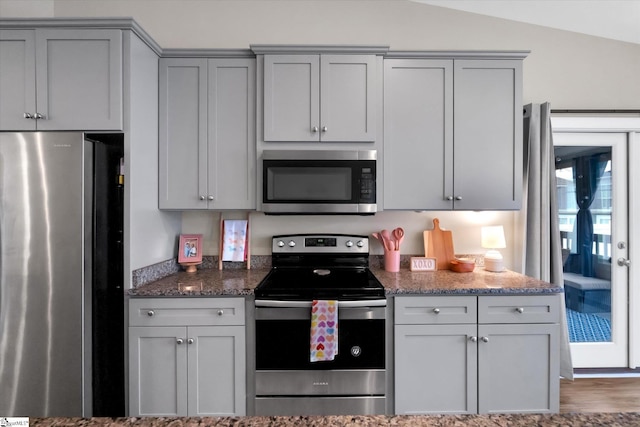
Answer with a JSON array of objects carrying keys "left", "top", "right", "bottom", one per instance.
[{"left": 0, "top": 132, "right": 124, "bottom": 417}]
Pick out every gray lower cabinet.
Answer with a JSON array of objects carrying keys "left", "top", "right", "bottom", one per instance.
[
  {"left": 262, "top": 54, "right": 377, "bottom": 142},
  {"left": 128, "top": 298, "right": 246, "bottom": 417},
  {"left": 0, "top": 28, "right": 122, "bottom": 130},
  {"left": 383, "top": 56, "right": 523, "bottom": 210},
  {"left": 158, "top": 57, "right": 255, "bottom": 209},
  {"left": 394, "top": 295, "right": 559, "bottom": 415}
]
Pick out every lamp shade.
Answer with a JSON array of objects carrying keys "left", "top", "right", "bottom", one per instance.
[{"left": 481, "top": 225, "right": 506, "bottom": 249}]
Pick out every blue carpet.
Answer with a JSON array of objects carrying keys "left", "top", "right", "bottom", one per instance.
[{"left": 567, "top": 308, "right": 611, "bottom": 342}]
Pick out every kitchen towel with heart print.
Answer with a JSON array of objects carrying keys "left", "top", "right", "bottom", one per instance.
[{"left": 310, "top": 300, "right": 338, "bottom": 362}]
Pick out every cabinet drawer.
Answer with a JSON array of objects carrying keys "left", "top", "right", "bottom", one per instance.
[
  {"left": 478, "top": 295, "right": 560, "bottom": 324},
  {"left": 129, "top": 298, "right": 245, "bottom": 327},
  {"left": 395, "top": 296, "right": 477, "bottom": 324}
]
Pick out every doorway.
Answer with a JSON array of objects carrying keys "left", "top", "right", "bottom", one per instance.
[{"left": 553, "top": 132, "right": 628, "bottom": 368}]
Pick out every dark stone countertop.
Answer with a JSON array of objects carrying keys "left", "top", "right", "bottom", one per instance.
[
  {"left": 28, "top": 413, "right": 640, "bottom": 426},
  {"left": 127, "top": 267, "right": 561, "bottom": 297}
]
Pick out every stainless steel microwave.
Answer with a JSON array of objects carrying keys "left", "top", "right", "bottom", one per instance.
[{"left": 262, "top": 150, "right": 377, "bottom": 215}]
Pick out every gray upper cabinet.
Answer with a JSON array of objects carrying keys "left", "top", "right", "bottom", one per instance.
[
  {"left": 0, "top": 28, "right": 122, "bottom": 130},
  {"left": 263, "top": 54, "right": 376, "bottom": 142},
  {"left": 383, "top": 55, "right": 525, "bottom": 210},
  {"left": 159, "top": 57, "right": 256, "bottom": 210}
]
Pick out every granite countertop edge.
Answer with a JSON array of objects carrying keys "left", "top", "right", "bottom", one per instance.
[{"left": 127, "top": 267, "right": 562, "bottom": 298}]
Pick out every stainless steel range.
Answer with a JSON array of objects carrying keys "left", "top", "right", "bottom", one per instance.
[{"left": 253, "top": 234, "right": 386, "bottom": 416}]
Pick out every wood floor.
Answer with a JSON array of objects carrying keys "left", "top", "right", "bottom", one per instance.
[{"left": 561, "top": 377, "right": 640, "bottom": 413}]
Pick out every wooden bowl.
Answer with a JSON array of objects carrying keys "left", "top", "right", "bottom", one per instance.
[{"left": 450, "top": 258, "right": 475, "bottom": 273}]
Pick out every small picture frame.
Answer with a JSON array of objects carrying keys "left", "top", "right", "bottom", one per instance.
[
  {"left": 410, "top": 257, "right": 437, "bottom": 272},
  {"left": 178, "top": 234, "right": 203, "bottom": 264}
]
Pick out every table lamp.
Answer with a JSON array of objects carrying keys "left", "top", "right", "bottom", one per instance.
[{"left": 481, "top": 225, "right": 506, "bottom": 272}]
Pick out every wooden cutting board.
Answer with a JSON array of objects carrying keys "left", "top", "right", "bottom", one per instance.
[{"left": 423, "top": 218, "right": 455, "bottom": 270}]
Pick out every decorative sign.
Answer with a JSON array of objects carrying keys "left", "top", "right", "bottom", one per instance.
[{"left": 410, "top": 257, "right": 437, "bottom": 272}]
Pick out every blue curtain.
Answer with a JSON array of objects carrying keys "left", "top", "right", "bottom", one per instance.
[{"left": 573, "top": 155, "right": 607, "bottom": 277}]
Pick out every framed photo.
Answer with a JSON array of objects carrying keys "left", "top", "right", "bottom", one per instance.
[{"left": 178, "top": 234, "right": 203, "bottom": 264}]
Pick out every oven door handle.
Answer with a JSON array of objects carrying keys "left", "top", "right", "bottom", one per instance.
[{"left": 255, "top": 299, "right": 387, "bottom": 308}]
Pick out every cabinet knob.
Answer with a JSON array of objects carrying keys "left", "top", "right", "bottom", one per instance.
[
  {"left": 455, "top": 196, "right": 463, "bottom": 201},
  {"left": 187, "top": 338, "right": 195, "bottom": 345},
  {"left": 200, "top": 195, "right": 206, "bottom": 201},
  {"left": 322, "top": 126, "right": 328, "bottom": 132},
  {"left": 433, "top": 308, "right": 440, "bottom": 314},
  {"left": 34, "top": 113, "right": 44, "bottom": 119},
  {"left": 24, "top": 112, "right": 33, "bottom": 119},
  {"left": 312, "top": 126, "right": 319, "bottom": 133},
  {"left": 176, "top": 338, "right": 184, "bottom": 345},
  {"left": 147, "top": 310, "right": 155, "bottom": 317},
  {"left": 516, "top": 307, "right": 525, "bottom": 313},
  {"left": 481, "top": 336, "right": 489, "bottom": 343},
  {"left": 469, "top": 336, "right": 478, "bottom": 343},
  {"left": 217, "top": 309, "right": 224, "bottom": 316},
  {"left": 446, "top": 196, "right": 454, "bottom": 201},
  {"left": 208, "top": 195, "right": 214, "bottom": 201}
]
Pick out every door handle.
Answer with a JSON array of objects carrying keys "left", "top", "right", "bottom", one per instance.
[{"left": 617, "top": 257, "right": 631, "bottom": 267}]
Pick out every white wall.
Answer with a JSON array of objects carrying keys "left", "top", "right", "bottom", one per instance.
[{"left": 5, "top": 0, "right": 638, "bottom": 271}]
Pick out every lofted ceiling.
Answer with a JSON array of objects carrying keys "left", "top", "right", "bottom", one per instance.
[{"left": 412, "top": 0, "right": 640, "bottom": 45}]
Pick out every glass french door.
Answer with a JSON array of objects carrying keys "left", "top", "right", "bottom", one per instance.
[{"left": 554, "top": 132, "right": 628, "bottom": 368}]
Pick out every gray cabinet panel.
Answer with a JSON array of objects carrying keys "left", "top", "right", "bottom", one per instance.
[
  {"left": 453, "top": 60, "right": 522, "bottom": 210},
  {"left": 187, "top": 326, "right": 246, "bottom": 416},
  {"left": 320, "top": 55, "right": 376, "bottom": 142},
  {"left": 159, "top": 58, "right": 256, "bottom": 210},
  {"left": 383, "top": 59, "right": 452, "bottom": 209},
  {"left": 0, "top": 30, "right": 36, "bottom": 130},
  {"left": 263, "top": 55, "right": 319, "bottom": 142},
  {"left": 129, "top": 326, "right": 188, "bottom": 417},
  {"left": 208, "top": 58, "right": 256, "bottom": 209},
  {"left": 477, "top": 323, "right": 559, "bottom": 414},
  {"left": 0, "top": 28, "right": 122, "bottom": 130},
  {"left": 158, "top": 58, "right": 208, "bottom": 209},
  {"left": 395, "top": 324, "right": 477, "bottom": 414}
]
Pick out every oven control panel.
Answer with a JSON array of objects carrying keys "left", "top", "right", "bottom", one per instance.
[{"left": 272, "top": 234, "right": 369, "bottom": 253}]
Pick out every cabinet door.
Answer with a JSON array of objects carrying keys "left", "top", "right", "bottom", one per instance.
[
  {"left": 383, "top": 59, "right": 453, "bottom": 209},
  {"left": 208, "top": 58, "right": 256, "bottom": 209},
  {"left": 263, "top": 54, "right": 319, "bottom": 142},
  {"left": 187, "top": 326, "right": 246, "bottom": 416},
  {"left": 35, "top": 29, "right": 122, "bottom": 130},
  {"left": 129, "top": 326, "right": 188, "bottom": 417},
  {"left": 320, "top": 55, "right": 376, "bottom": 142},
  {"left": 158, "top": 58, "right": 208, "bottom": 209},
  {"left": 0, "top": 30, "right": 36, "bottom": 130},
  {"left": 395, "top": 324, "right": 477, "bottom": 414},
  {"left": 477, "top": 323, "right": 559, "bottom": 414},
  {"left": 453, "top": 60, "right": 523, "bottom": 210}
]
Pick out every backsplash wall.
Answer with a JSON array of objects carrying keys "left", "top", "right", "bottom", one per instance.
[{"left": 181, "top": 210, "right": 519, "bottom": 272}]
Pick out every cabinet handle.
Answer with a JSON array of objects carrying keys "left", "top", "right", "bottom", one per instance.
[
  {"left": 187, "top": 338, "right": 195, "bottom": 345},
  {"left": 208, "top": 195, "right": 214, "bottom": 201},
  {"left": 199, "top": 195, "right": 206, "bottom": 201},
  {"left": 516, "top": 307, "right": 525, "bottom": 313},
  {"left": 24, "top": 112, "right": 33, "bottom": 119},
  {"left": 446, "top": 196, "right": 454, "bottom": 201},
  {"left": 147, "top": 310, "right": 155, "bottom": 317},
  {"left": 481, "top": 336, "right": 489, "bottom": 343},
  {"left": 433, "top": 308, "right": 440, "bottom": 314},
  {"left": 455, "top": 196, "right": 462, "bottom": 201},
  {"left": 322, "top": 126, "right": 328, "bottom": 132},
  {"left": 34, "top": 113, "right": 44, "bottom": 119},
  {"left": 217, "top": 309, "right": 224, "bottom": 316},
  {"left": 312, "top": 126, "right": 319, "bottom": 133},
  {"left": 469, "top": 336, "right": 478, "bottom": 343},
  {"left": 176, "top": 338, "right": 184, "bottom": 345}
]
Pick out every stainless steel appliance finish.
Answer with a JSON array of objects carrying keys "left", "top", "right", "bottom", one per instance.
[
  {"left": 253, "top": 234, "right": 386, "bottom": 416},
  {"left": 261, "top": 150, "right": 377, "bottom": 215},
  {"left": 0, "top": 132, "right": 124, "bottom": 417}
]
